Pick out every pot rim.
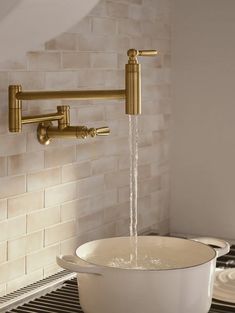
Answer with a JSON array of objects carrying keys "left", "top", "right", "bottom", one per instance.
[{"left": 75, "top": 236, "right": 217, "bottom": 272}]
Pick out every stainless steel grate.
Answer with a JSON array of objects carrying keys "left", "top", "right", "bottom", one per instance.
[
  {"left": 0, "top": 270, "right": 75, "bottom": 312},
  {"left": 6, "top": 279, "right": 82, "bottom": 313}
]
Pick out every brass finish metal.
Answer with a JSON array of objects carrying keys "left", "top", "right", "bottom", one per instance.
[
  {"left": 8, "top": 47, "right": 158, "bottom": 142},
  {"left": 37, "top": 121, "right": 52, "bottom": 145},
  {"left": 125, "top": 49, "right": 158, "bottom": 115},
  {"left": 16, "top": 89, "right": 125, "bottom": 101},
  {"left": 22, "top": 113, "right": 64, "bottom": 124},
  {"left": 37, "top": 122, "right": 110, "bottom": 145},
  {"left": 9, "top": 85, "right": 22, "bottom": 132},
  {"left": 57, "top": 106, "right": 70, "bottom": 130}
]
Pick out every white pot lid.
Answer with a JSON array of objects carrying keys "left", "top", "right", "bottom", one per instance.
[
  {"left": 76, "top": 236, "right": 216, "bottom": 271},
  {"left": 213, "top": 268, "right": 235, "bottom": 303}
]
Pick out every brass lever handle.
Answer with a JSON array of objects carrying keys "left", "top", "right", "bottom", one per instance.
[
  {"left": 138, "top": 50, "right": 158, "bottom": 56},
  {"left": 127, "top": 49, "right": 158, "bottom": 59},
  {"left": 89, "top": 126, "right": 110, "bottom": 137}
]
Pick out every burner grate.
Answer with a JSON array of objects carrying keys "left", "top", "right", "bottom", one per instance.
[{"left": 6, "top": 279, "right": 82, "bottom": 313}]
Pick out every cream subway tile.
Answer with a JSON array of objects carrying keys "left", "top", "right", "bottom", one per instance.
[
  {"left": 78, "top": 34, "right": 129, "bottom": 52},
  {"left": 8, "top": 151, "right": 44, "bottom": 175},
  {"left": 0, "top": 220, "right": 7, "bottom": 242},
  {"left": 0, "top": 157, "right": 7, "bottom": 177},
  {"left": 77, "top": 211, "right": 104, "bottom": 234},
  {"left": 45, "top": 71, "right": 77, "bottom": 89},
  {"left": 76, "top": 141, "right": 105, "bottom": 162},
  {"left": 91, "top": 53, "right": 118, "bottom": 68},
  {"left": 26, "top": 244, "right": 60, "bottom": 273},
  {"left": 129, "top": 0, "right": 143, "bottom": 4},
  {"left": 137, "top": 195, "right": 151, "bottom": 215},
  {"left": 138, "top": 210, "right": 159, "bottom": 232},
  {"left": 62, "top": 161, "right": 91, "bottom": 183},
  {"left": 45, "top": 220, "right": 76, "bottom": 246},
  {"left": 26, "top": 231, "right": 44, "bottom": 254},
  {"left": 0, "top": 72, "right": 8, "bottom": 91},
  {"left": 138, "top": 164, "right": 151, "bottom": 180},
  {"left": 92, "top": 17, "right": 117, "bottom": 35},
  {"left": 117, "top": 18, "right": 141, "bottom": 36},
  {"left": 77, "top": 69, "right": 106, "bottom": 88},
  {"left": 77, "top": 175, "right": 104, "bottom": 199},
  {"left": 8, "top": 236, "right": 26, "bottom": 261},
  {"left": 45, "top": 182, "right": 77, "bottom": 207},
  {"left": 0, "top": 283, "right": 6, "bottom": 297},
  {"left": 138, "top": 179, "right": 152, "bottom": 197},
  {"left": 45, "top": 146, "right": 76, "bottom": 168},
  {"left": 104, "top": 169, "right": 129, "bottom": 189},
  {"left": 60, "top": 199, "right": 79, "bottom": 221},
  {"left": 0, "top": 199, "right": 7, "bottom": 221},
  {"left": 61, "top": 189, "right": 117, "bottom": 221},
  {"left": 76, "top": 221, "right": 116, "bottom": 244},
  {"left": 68, "top": 17, "right": 92, "bottom": 34},
  {"left": 60, "top": 236, "right": 78, "bottom": 255},
  {"left": 91, "top": 156, "right": 118, "bottom": 175},
  {"left": 0, "top": 257, "right": 25, "bottom": 284},
  {"left": 104, "top": 202, "right": 129, "bottom": 223},
  {"left": 77, "top": 105, "right": 104, "bottom": 123},
  {"left": 104, "top": 103, "right": 125, "bottom": 120},
  {"left": 27, "top": 167, "right": 61, "bottom": 191},
  {"left": 43, "top": 263, "right": 62, "bottom": 278},
  {"left": 107, "top": 2, "right": 129, "bottom": 18},
  {"left": 89, "top": 1, "right": 107, "bottom": 17},
  {"left": 45, "top": 33, "right": 77, "bottom": 50},
  {"left": 8, "top": 231, "right": 43, "bottom": 260},
  {"left": 27, "top": 206, "right": 60, "bottom": 233},
  {"left": 103, "top": 137, "right": 129, "bottom": 156},
  {"left": 118, "top": 185, "right": 130, "bottom": 203},
  {"left": 8, "top": 215, "right": 27, "bottom": 240},
  {"left": 0, "top": 58, "right": 27, "bottom": 70},
  {"left": 115, "top": 217, "right": 129, "bottom": 236},
  {"left": 27, "top": 52, "right": 61, "bottom": 71},
  {"left": 138, "top": 146, "right": 154, "bottom": 165},
  {"left": 6, "top": 269, "right": 43, "bottom": 294},
  {"left": 128, "top": 4, "right": 142, "bottom": 20},
  {"left": 0, "top": 134, "right": 26, "bottom": 157},
  {"left": 62, "top": 52, "right": 90, "bottom": 69},
  {"left": 8, "top": 71, "right": 45, "bottom": 89},
  {"left": 0, "top": 175, "right": 26, "bottom": 198},
  {"left": 118, "top": 154, "right": 130, "bottom": 170},
  {"left": 0, "top": 242, "right": 7, "bottom": 263},
  {"left": 8, "top": 190, "right": 44, "bottom": 218}
]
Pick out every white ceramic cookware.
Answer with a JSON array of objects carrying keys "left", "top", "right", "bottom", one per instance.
[{"left": 57, "top": 236, "right": 229, "bottom": 313}]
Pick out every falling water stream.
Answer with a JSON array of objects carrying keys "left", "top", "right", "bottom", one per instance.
[
  {"left": 108, "top": 115, "right": 166, "bottom": 269},
  {"left": 129, "top": 115, "right": 138, "bottom": 266}
]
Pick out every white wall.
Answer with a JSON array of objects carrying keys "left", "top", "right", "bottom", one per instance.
[{"left": 171, "top": 0, "right": 235, "bottom": 239}]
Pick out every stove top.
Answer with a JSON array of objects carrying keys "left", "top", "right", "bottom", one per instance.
[{"left": 3, "top": 245, "right": 235, "bottom": 313}]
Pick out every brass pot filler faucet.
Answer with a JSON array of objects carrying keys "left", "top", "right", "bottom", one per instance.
[{"left": 9, "top": 49, "right": 158, "bottom": 145}]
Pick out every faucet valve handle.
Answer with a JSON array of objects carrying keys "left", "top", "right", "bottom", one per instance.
[
  {"left": 89, "top": 126, "right": 110, "bottom": 137},
  {"left": 127, "top": 49, "right": 158, "bottom": 59},
  {"left": 138, "top": 50, "right": 158, "bottom": 56}
]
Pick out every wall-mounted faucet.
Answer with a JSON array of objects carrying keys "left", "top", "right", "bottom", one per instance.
[{"left": 8, "top": 49, "right": 158, "bottom": 145}]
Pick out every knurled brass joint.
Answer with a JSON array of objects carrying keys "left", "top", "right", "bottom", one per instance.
[{"left": 9, "top": 85, "right": 22, "bottom": 132}]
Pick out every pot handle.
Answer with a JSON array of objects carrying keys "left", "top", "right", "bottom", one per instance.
[
  {"left": 191, "top": 237, "right": 230, "bottom": 258},
  {"left": 57, "top": 255, "right": 103, "bottom": 276}
]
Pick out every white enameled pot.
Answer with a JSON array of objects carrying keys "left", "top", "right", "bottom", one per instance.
[{"left": 57, "top": 236, "right": 229, "bottom": 313}]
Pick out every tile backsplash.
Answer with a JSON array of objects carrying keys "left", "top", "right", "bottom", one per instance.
[{"left": 0, "top": 0, "right": 171, "bottom": 295}]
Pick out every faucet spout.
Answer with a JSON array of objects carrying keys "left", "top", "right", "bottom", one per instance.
[{"left": 125, "top": 49, "right": 158, "bottom": 115}]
